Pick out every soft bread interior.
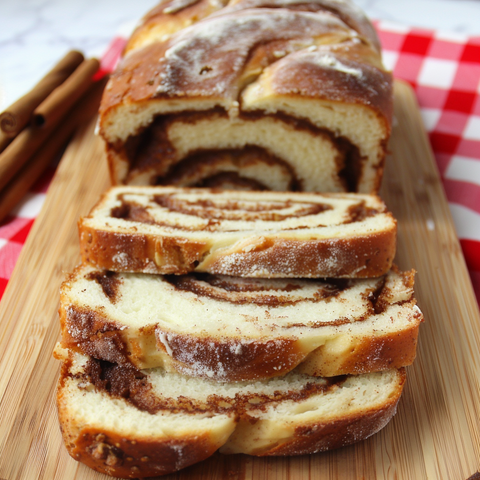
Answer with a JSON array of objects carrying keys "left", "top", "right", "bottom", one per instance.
[
  {"left": 63, "top": 265, "right": 416, "bottom": 338},
  {"left": 242, "top": 87, "right": 387, "bottom": 192},
  {"left": 162, "top": 115, "right": 345, "bottom": 191}
]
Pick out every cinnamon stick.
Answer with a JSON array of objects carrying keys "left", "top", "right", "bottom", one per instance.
[
  {"left": 33, "top": 58, "right": 100, "bottom": 127},
  {"left": 0, "top": 77, "right": 108, "bottom": 224},
  {"left": 0, "top": 57, "right": 100, "bottom": 193},
  {"left": 0, "top": 132, "right": 12, "bottom": 154},
  {"left": 0, "top": 50, "right": 84, "bottom": 137}
]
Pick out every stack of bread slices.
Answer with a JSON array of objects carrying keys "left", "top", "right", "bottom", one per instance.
[
  {"left": 54, "top": 0, "right": 423, "bottom": 478},
  {"left": 54, "top": 188, "right": 423, "bottom": 478}
]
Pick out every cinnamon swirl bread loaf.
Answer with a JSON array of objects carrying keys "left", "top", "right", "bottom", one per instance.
[
  {"left": 59, "top": 263, "right": 422, "bottom": 381},
  {"left": 55, "top": 347, "right": 405, "bottom": 478},
  {"left": 99, "top": 0, "right": 392, "bottom": 192},
  {"left": 79, "top": 186, "right": 396, "bottom": 278}
]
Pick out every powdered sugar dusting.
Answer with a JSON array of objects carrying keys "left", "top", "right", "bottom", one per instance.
[
  {"left": 209, "top": 0, "right": 224, "bottom": 8},
  {"left": 169, "top": 337, "right": 298, "bottom": 380},
  {"left": 163, "top": 0, "right": 200, "bottom": 14},
  {"left": 158, "top": 332, "right": 174, "bottom": 356},
  {"left": 309, "top": 52, "right": 363, "bottom": 77},
  {"left": 209, "top": 239, "right": 358, "bottom": 278},
  {"left": 156, "top": 9, "right": 350, "bottom": 98},
  {"left": 112, "top": 252, "right": 130, "bottom": 268}
]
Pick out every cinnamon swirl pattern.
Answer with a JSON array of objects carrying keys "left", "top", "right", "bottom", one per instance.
[
  {"left": 79, "top": 186, "right": 397, "bottom": 278},
  {"left": 56, "top": 348, "right": 405, "bottom": 477},
  {"left": 59, "top": 264, "right": 422, "bottom": 381},
  {"left": 99, "top": 0, "right": 392, "bottom": 193}
]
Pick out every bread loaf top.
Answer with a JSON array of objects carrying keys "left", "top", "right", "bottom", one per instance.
[
  {"left": 125, "top": 0, "right": 382, "bottom": 55},
  {"left": 99, "top": 3, "right": 391, "bottom": 144}
]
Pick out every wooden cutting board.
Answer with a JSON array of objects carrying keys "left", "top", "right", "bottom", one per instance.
[{"left": 1, "top": 80, "right": 479, "bottom": 480}]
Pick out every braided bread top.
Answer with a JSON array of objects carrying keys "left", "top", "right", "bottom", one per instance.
[
  {"left": 100, "top": 0, "right": 391, "bottom": 144},
  {"left": 125, "top": 0, "right": 381, "bottom": 54}
]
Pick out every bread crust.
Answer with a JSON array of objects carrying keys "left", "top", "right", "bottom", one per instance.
[
  {"left": 79, "top": 224, "right": 209, "bottom": 275},
  {"left": 100, "top": 37, "right": 391, "bottom": 126},
  {"left": 198, "top": 231, "right": 396, "bottom": 278},
  {"left": 60, "top": 427, "right": 221, "bottom": 478},
  {"left": 296, "top": 319, "right": 419, "bottom": 377},
  {"left": 223, "top": 369, "right": 406, "bottom": 455},
  {"left": 125, "top": 0, "right": 382, "bottom": 57},
  {"left": 125, "top": 0, "right": 228, "bottom": 55},
  {"left": 79, "top": 222, "right": 396, "bottom": 278}
]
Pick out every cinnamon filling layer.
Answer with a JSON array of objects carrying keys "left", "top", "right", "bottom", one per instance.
[
  {"left": 162, "top": 272, "right": 410, "bottom": 329},
  {"left": 165, "top": 273, "right": 349, "bottom": 307},
  {"left": 80, "top": 357, "right": 346, "bottom": 416},
  {"left": 153, "top": 194, "right": 331, "bottom": 221},
  {"left": 190, "top": 171, "right": 269, "bottom": 190},
  {"left": 110, "top": 193, "right": 378, "bottom": 228},
  {"left": 85, "top": 271, "right": 122, "bottom": 304},
  {"left": 121, "top": 110, "right": 364, "bottom": 192},
  {"left": 157, "top": 146, "right": 300, "bottom": 191}
]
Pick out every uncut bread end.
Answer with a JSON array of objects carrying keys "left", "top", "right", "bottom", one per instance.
[{"left": 99, "top": 1, "right": 392, "bottom": 193}]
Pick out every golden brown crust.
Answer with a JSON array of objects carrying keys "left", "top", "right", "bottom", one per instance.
[
  {"left": 155, "top": 316, "right": 420, "bottom": 380},
  {"left": 79, "top": 222, "right": 209, "bottom": 275},
  {"left": 99, "top": 9, "right": 360, "bottom": 115},
  {"left": 247, "top": 369, "right": 406, "bottom": 455},
  {"left": 155, "top": 329, "right": 307, "bottom": 380},
  {"left": 59, "top": 303, "right": 130, "bottom": 366},
  {"left": 199, "top": 229, "right": 397, "bottom": 278},
  {"left": 59, "top": 425, "right": 220, "bottom": 478},
  {"left": 100, "top": 23, "right": 388, "bottom": 119},
  {"left": 59, "top": 308, "right": 420, "bottom": 381},
  {"left": 296, "top": 312, "right": 420, "bottom": 376},
  {"left": 79, "top": 222, "right": 396, "bottom": 278},
  {"left": 222, "top": 0, "right": 382, "bottom": 52},
  {"left": 126, "top": 0, "right": 382, "bottom": 59},
  {"left": 125, "top": 0, "right": 228, "bottom": 55},
  {"left": 263, "top": 43, "right": 393, "bottom": 132}
]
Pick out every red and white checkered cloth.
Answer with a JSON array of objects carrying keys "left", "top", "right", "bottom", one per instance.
[{"left": 1, "top": 22, "right": 479, "bottom": 303}]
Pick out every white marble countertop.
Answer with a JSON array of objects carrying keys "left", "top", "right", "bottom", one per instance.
[{"left": 1, "top": 0, "right": 480, "bottom": 112}]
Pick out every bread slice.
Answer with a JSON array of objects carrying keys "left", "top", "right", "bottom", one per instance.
[
  {"left": 55, "top": 347, "right": 406, "bottom": 478},
  {"left": 59, "top": 263, "right": 422, "bottom": 381},
  {"left": 79, "top": 186, "right": 397, "bottom": 278}
]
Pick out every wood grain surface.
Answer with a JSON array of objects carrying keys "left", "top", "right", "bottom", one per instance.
[{"left": 0, "top": 80, "right": 479, "bottom": 480}]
